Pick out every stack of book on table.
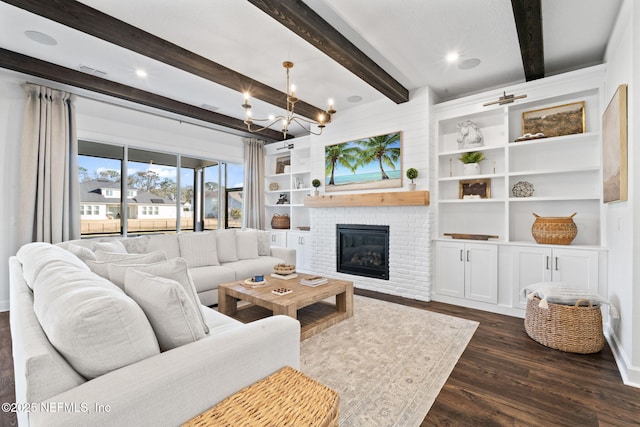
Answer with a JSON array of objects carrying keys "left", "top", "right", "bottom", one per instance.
[{"left": 299, "top": 276, "right": 328, "bottom": 287}]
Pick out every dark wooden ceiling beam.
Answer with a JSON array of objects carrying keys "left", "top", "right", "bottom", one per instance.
[
  {"left": 511, "top": 0, "right": 545, "bottom": 81},
  {"left": 2, "top": 0, "right": 326, "bottom": 121},
  {"left": 248, "top": 0, "right": 409, "bottom": 104},
  {"left": 0, "top": 48, "right": 287, "bottom": 141}
]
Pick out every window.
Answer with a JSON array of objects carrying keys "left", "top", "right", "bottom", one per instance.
[{"left": 78, "top": 141, "right": 243, "bottom": 237}]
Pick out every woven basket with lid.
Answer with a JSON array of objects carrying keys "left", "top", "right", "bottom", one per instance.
[{"left": 531, "top": 212, "right": 577, "bottom": 245}]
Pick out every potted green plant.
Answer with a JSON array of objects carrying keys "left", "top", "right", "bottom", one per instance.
[
  {"left": 311, "top": 178, "right": 321, "bottom": 196},
  {"left": 406, "top": 168, "right": 418, "bottom": 191},
  {"left": 458, "top": 151, "right": 485, "bottom": 176}
]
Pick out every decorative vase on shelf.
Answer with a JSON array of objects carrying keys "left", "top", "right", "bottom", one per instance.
[
  {"left": 313, "top": 189, "right": 319, "bottom": 197},
  {"left": 408, "top": 183, "right": 416, "bottom": 191},
  {"left": 463, "top": 163, "right": 480, "bottom": 176}
]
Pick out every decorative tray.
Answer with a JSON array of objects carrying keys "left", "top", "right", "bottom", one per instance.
[
  {"left": 444, "top": 233, "right": 499, "bottom": 240},
  {"left": 243, "top": 278, "right": 268, "bottom": 288}
]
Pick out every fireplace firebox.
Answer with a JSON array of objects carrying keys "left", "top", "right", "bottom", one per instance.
[{"left": 336, "top": 224, "right": 389, "bottom": 280}]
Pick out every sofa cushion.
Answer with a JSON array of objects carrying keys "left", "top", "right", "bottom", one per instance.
[
  {"left": 178, "top": 232, "right": 219, "bottom": 267},
  {"left": 105, "top": 252, "right": 173, "bottom": 289},
  {"left": 188, "top": 265, "right": 237, "bottom": 294},
  {"left": 86, "top": 251, "right": 167, "bottom": 281},
  {"left": 201, "top": 306, "right": 242, "bottom": 333},
  {"left": 17, "top": 243, "right": 90, "bottom": 290},
  {"left": 223, "top": 256, "right": 283, "bottom": 281},
  {"left": 93, "top": 239, "right": 128, "bottom": 254},
  {"left": 121, "top": 258, "right": 209, "bottom": 334},
  {"left": 256, "top": 230, "right": 271, "bottom": 256},
  {"left": 215, "top": 229, "right": 238, "bottom": 263},
  {"left": 66, "top": 243, "right": 97, "bottom": 263},
  {"left": 125, "top": 269, "right": 207, "bottom": 351},
  {"left": 236, "top": 229, "right": 259, "bottom": 260},
  {"left": 147, "top": 234, "right": 181, "bottom": 259},
  {"left": 30, "top": 256, "right": 160, "bottom": 379}
]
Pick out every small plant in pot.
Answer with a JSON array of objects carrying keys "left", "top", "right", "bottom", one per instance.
[
  {"left": 311, "top": 179, "right": 321, "bottom": 196},
  {"left": 406, "top": 168, "right": 418, "bottom": 191},
  {"left": 458, "top": 151, "right": 485, "bottom": 176}
]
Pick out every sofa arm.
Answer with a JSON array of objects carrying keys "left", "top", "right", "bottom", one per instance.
[
  {"left": 30, "top": 316, "right": 300, "bottom": 427},
  {"left": 270, "top": 246, "right": 296, "bottom": 266}
]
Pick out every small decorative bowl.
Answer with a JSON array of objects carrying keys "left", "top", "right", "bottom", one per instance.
[
  {"left": 269, "top": 182, "right": 279, "bottom": 191},
  {"left": 512, "top": 181, "right": 535, "bottom": 197},
  {"left": 273, "top": 264, "right": 296, "bottom": 275}
]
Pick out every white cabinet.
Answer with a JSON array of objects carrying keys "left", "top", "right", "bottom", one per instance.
[
  {"left": 512, "top": 246, "right": 599, "bottom": 308},
  {"left": 287, "top": 231, "right": 313, "bottom": 272},
  {"left": 435, "top": 241, "right": 498, "bottom": 304},
  {"left": 264, "top": 136, "right": 311, "bottom": 231},
  {"left": 270, "top": 231, "right": 288, "bottom": 248}
]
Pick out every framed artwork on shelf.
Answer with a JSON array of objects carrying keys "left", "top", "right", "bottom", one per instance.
[
  {"left": 324, "top": 131, "right": 402, "bottom": 192},
  {"left": 602, "top": 84, "right": 628, "bottom": 203},
  {"left": 459, "top": 179, "right": 491, "bottom": 199},
  {"left": 521, "top": 101, "right": 585, "bottom": 138},
  {"left": 275, "top": 156, "right": 290, "bottom": 174}
]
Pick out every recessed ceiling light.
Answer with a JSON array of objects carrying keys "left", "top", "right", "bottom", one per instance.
[
  {"left": 24, "top": 30, "right": 57, "bottom": 46},
  {"left": 347, "top": 95, "right": 363, "bottom": 103},
  {"left": 458, "top": 58, "right": 481, "bottom": 70},
  {"left": 445, "top": 51, "right": 459, "bottom": 63},
  {"left": 135, "top": 69, "right": 148, "bottom": 78}
]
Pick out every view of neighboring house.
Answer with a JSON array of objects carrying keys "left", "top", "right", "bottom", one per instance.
[{"left": 80, "top": 179, "right": 192, "bottom": 221}]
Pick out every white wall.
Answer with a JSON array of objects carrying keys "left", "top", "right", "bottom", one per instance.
[
  {"left": 306, "top": 87, "right": 432, "bottom": 300},
  {"left": 603, "top": 0, "right": 640, "bottom": 386},
  {"left": 0, "top": 69, "right": 245, "bottom": 311}
]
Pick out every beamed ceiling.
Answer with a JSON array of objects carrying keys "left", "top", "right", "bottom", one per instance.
[{"left": 0, "top": 0, "right": 623, "bottom": 142}]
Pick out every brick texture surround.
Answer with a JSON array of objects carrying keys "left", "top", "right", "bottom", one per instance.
[{"left": 309, "top": 206, "right": 431, "bottom": 301}]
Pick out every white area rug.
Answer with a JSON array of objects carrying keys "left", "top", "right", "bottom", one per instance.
[{"left": 300, "top": 295, "right": 478, "bottom": 427}]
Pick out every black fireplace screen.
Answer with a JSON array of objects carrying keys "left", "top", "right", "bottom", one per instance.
[{"left": 336, "top": 224, "right": 389, "bottom": 280}]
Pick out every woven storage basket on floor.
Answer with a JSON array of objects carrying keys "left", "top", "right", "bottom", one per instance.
[{"left": 524, "top": 295, "right": 604, "bottom": 354}]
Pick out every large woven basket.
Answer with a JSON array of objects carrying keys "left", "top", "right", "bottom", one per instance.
[
  {"left": 531, "top": 212, "right": 578, "bottom": 245},
  {"left": 271, "top": 213, "right": 290, "bottom": 229},
  {"left": 524, "top": 295, "right": 604, "bottom": 354}
]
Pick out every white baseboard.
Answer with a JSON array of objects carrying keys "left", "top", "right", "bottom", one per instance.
[{"left": 605, "top": 325, "right": 640, "bottom": 388}]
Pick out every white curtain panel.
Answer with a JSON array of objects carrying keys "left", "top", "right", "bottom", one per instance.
[
  {"left": 18, "top": 83, "right": 80, "bottom": 244},
  {"left": 242, "top": 138, "right": 265, "bottom": 229}
]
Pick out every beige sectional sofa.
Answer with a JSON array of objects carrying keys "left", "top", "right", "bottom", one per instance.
[
  {"left": 58, "top": 229, "right": 296, "bottom": 306},
  {"left": 9, "top": 230, "right": 300, "bottom": 427}
]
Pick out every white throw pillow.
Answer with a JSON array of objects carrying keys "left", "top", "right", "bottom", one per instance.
[
  {"left": 66, "top": 243, "right": 97, "bottom": 263},
  {"left": 147, "top": 234, "right": 181, "bottom": 259},
  {"left": 256, "top": 230, "right": 271, "bottom": 256},
  {"left": 86, "top": 251, "right": 167, "bottom": 281},
  {"left": 236, "top": 229, "right": 259, "bottom": 260},
  {"left": 93, "top": 240, "right": 127, "bottom": 254},
  {"left": 121, "top": 236, "right": 151, "bottom": 254},
  {"left": 125, "top": 269, "right": 207, "bottom": 351},
  {"left": 178, "top": 232, "right": 219, "bottom": 267},
  {"left": 106, "top": 252, "right": 170, "bottom": 289},
  {"left": 215, "top": 229, "right": 238, "bottom": 263},
  {"left": 32, "top": 262, "right": 160, "bottom": 379},
  {"left": 123, "top": 258, "right": 209, "bottom": 334},
  {"left": 17, "top": 243, "right": 90, "bottom": 289}
]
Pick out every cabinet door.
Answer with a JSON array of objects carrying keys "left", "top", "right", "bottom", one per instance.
[
  {"left": 464, "top": 243, "right": 498, "bottom": 304},
  {"left": 551, "top": 248, "right": 598, "bottom": 293},
  {"left": 287, "top": 232, "right": 312, "bottom": 272},
  {"left": 270, "top": 231, "right": 287, "bottom": 247},
  {"left": 512, "top": 246, "right": 552, "bottom": 308},
  {"left": 435, "top": 241, "right": 465, "bottom": 298}
]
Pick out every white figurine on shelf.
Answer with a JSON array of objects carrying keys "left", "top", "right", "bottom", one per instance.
[{"left": 456, "top": 120, "right": 484, "bottom": 148}]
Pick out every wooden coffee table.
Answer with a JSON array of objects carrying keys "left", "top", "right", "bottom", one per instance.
[{"left": 218, "top": 274, "right": 354, "bottom": 340}]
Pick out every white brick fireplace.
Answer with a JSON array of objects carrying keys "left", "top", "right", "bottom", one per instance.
[{"left": 309, "top": 205, "right": 431, "bottom": 301}]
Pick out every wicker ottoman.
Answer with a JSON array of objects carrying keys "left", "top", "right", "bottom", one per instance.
[
  {"left": 182, "top": 366, "right": 339, "bottom": 427},
  {"left": 524, "top": 295, "right": 604, "bottom": 354}
]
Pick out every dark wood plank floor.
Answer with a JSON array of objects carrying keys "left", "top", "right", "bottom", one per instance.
[
  {"left": 355, "top": 289, "right": 640, "bottom": 426},
  {"left": 2, "top": 292, "right": 639, "bottom": 427}
]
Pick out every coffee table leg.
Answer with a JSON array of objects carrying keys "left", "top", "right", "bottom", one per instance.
[
  {"left": 273, "top": 304, "right": 297, "bottom": 319},
  {"left": 218, "top": 290, "right": 238, "bottom": 315},
  {"left": 336, "top": 288, "right": 354, "bottom": 317}
]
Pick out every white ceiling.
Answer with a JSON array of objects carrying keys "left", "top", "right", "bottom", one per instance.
[{"left": 0, "top": 0, "right": 623, "bottom": 138}]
